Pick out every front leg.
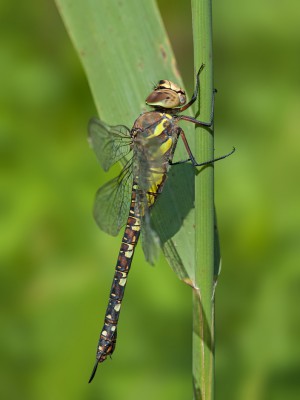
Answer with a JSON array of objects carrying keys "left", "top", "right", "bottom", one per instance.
[
  {"left": 178, "top": 64, "right": 205, "bottom": 112},
  {"left": 178, "top": 88, "right": 217, "bottom": 128}
]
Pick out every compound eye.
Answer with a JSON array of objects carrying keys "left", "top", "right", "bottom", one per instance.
[{"left": 179, "top": 94, "right": 186, "bottom": 105}]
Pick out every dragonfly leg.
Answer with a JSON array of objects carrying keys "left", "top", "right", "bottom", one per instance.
[
  {"left": 176, "top": 129, "right": 235, "bottom": 167},
  {"left": 178, "top": 64, "right": 205, "bottom": 112},
  {"left": 168, "top": 158, "right": 191, "bottom": 166},
  {"left": 178, "top": 63, "right": 217, "bottom": 127},
  {"left": 178, "top": 87, "right": 216, "bottom": 127},
  {"left": 190, "top": 147, "right": 236, "bottom": 167}
]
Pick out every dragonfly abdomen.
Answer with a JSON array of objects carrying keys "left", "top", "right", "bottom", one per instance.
[{"left": 89, "top": 183, "right": 141, "bottom": 382}]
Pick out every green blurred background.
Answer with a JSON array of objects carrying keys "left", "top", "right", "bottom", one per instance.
[{"left": 1, "top": 1, "right": 300, "bottom": 399}]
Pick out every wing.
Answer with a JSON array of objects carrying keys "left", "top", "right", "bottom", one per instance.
[
  {"left": 88, "top": 117, "right": 132, "bottom": 172},
  {"left": 140, "top": 200, "right": 161, "bottom": 265},
  {"left": 133, "top": 132, "right": 169, "bottom": 264},
  {"left": 93, "top": 159, "right": 133, "bottom": 236}
]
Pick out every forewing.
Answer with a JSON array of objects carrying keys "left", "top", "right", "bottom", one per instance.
[
  {"left": 93, "top": 160, "right": 133, "bottom": 236},
  {"left": 135, "top": 132, "right": 169, "bottom": 195},
  {"left": 134, "top": 133, "right": 166, "bottom": 264},
  {"left": 88, "top": 117, "right": 132, "bottom": 171}
]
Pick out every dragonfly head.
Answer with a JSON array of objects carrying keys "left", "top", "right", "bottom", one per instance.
[{"left": 145, "top": 80, "right": 186, "bottom": 109}]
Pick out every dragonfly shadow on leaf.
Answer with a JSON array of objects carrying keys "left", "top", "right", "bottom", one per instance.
[{"left": 151, "top": 163, "right": 195, "bottom": 244}]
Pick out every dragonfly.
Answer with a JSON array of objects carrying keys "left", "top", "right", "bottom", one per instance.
[{"left": 88, "top": 64, "right": 234, "bottom": 382}]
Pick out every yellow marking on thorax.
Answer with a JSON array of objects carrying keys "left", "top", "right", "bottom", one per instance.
[
  {"left": 153, "top": 137, "right": 173, "bottom": 158},
  {"left": 144, "top": 115, "right": 173, "bottom": 206},
  {"left": 147, "top": 114, "right": 172, "bottom": 139}
]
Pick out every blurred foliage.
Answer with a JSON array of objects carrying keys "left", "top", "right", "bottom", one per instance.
[{"left": 1, "top": 1, "right": 300, "bottom": 400}]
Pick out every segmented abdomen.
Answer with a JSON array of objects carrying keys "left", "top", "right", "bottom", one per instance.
[{"left": 89, "top": 183, "right": 141, "bottom": 382}]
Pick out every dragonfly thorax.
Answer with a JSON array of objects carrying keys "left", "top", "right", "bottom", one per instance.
[{"left": 145, "top": 79, "right": 186, "bottom": 109}]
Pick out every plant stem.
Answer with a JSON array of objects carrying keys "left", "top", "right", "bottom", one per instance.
[{"left": 191, "top": 0, "right": 215, "bottom": 399}]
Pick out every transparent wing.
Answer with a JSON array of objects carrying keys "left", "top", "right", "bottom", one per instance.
[
  {"left": 135, "top": 133, "right": 169, "bottom": 194},
  {"left": 140, "top": 197, "right": 161, "bottom": 265},
  {"left": 133, "top": 132, "right": 167, "bottom": 264},
  {"left": 88, "top": 117, "right": 132, "bottom": 172},
  {"left": 94, "top": 159, "right": 133, "bottom": 236}
]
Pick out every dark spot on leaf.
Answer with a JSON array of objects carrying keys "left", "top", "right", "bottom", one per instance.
[
  {"left": 137, "top": 58, "right": 144, "bottom": 70},
  {"left": 159, "top": 45, "right": 167, "bottom": 61}
]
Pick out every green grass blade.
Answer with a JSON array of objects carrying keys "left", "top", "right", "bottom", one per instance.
[
  {"left": 54, "top": 0, "right": 197, "bottom": 281},
  {"left": 191, "top": 0, "right": 215, "bottom": 398}
]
